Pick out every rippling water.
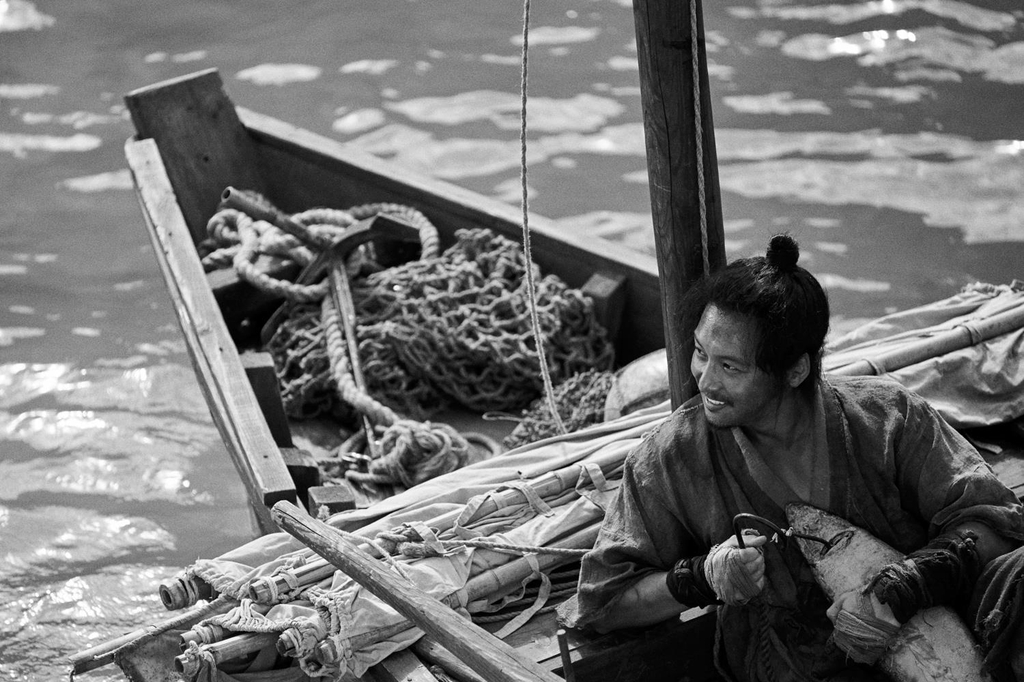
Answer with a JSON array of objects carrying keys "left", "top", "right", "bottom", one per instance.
[{"left": 1, "top": 0, "right": 1022, "bottom": 679}]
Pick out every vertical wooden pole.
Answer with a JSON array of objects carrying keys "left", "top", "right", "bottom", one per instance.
[{"left": 632, "top": 0, "right": 726, "bottom": 407}]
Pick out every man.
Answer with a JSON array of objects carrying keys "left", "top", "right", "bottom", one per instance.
[{"left": 573, "top": 234, "right": 1024, "bottom": 681}]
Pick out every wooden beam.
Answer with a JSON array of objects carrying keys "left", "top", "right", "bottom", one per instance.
[
  {"left": 368, "top": 648, "right": 442, "bottom": 682},
  {"left": 124, "top": 68, "right": 267, "bottom": 243},
  {"left": 271, "top": 500, "right": 563, "bottom": 682},
  {"left": 240, "top": 351, "right": 293, "bottom": 448},
  {"left": 125, "top": 138, "right": 296, "bottom": 534},
  {"left": 581, "top": 271, "right": 627, "bottom": 344},
  {"left": 632, "top": 0, "right": 726, "bottom": 407}
]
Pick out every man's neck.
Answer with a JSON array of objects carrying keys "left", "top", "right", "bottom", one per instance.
[{"left": 743, "top": 391, "right": 815, "bottom": 456}]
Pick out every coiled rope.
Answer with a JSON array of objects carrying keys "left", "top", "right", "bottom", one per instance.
[{"left": 201, "top": 191, "right": 613, "bottom": 490}]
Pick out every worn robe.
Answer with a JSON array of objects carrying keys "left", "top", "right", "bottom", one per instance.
[{"left": 575, "top": 375, "right": 1024, "bottom": 681}]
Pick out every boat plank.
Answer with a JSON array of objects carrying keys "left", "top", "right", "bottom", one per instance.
[
  {"left": 124, "top": 68, "right": 267, "bottom": 243},
  {"left": 125, "top": 137, "right": 296, "bottom": 534}
]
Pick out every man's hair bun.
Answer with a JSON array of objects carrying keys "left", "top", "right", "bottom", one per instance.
[{"left": 766, "top": 233, "right": 800, "bottom": 272}]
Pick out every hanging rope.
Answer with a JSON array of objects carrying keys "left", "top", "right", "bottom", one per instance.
[
  {"left": 688, "top": 0, "right": 710, "bottom": 277},
  {"left": 518, "top": 0, "right": 567, "bottom": 436}
]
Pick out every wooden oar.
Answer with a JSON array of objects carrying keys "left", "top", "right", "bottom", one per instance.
[
  {"left": 829, "top": 303, "right": 1024, "bottom": 377},
  {"left": 270, "top": 500, "right": 563, "bottom": 682}
]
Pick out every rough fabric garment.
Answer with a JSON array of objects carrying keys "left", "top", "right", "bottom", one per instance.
[
  {"left": 575, "top": 375, "right": 1024, "bottom": 682},
  {"left": 967, "top": 544, "right": 1024, "bottom": 681}
]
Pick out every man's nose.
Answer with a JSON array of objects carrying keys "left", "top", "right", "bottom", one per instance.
[{"left": 697, "top": 363, "right": 717, "bottom": 392}]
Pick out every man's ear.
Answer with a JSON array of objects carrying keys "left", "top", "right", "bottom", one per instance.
[{"left": 787, "top": 353, "right": 810, "bottom": 388}]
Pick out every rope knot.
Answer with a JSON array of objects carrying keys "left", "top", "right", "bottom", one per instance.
[{"left": 371, "top": 419, "right": 470, "bottom": 487}]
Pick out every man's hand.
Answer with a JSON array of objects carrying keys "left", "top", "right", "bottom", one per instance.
[
  {"left": 705, "top": 529, "right": 769, "bottom": 605},
  {"left": 826, "top": 585, "right": 902, "bottom": 664},
  {"left": 826, "top": 586, "right": 899, "bottom": 626}
]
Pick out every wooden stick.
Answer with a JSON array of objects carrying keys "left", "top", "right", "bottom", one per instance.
[
  {"left": 328, "top": 262, "right": 383, "bottom": 459},
  {"left": 557, "top": 629, "right": 576, "bottom": 682},
  {"left": 270, "top": 500, "right": 562, "bottom": 682},
  {"left": 411, "top": 637, "right": 489, "bottom": 682},
  {"left": 69, "top": 596, "right": 234, "bottom": 674},
  {"left": 220, "top": 186, "right": 332, "bottom": 249},
  {"left": 828, "top": 304, "right": 1024, "bottom": 377}
]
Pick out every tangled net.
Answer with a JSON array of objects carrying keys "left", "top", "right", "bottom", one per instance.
[
  {"left": 200, "top": 191, "right": 615, "bottom": 467},
  {"left": 268, "top": 227, "right": 614, "bottom": 421},
  {"left": 502, "top": 369, "right": 615, "bottom": 450}
]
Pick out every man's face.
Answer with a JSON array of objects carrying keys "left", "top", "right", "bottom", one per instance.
[{"left": 690, "top": 304, "right": 784, "bottom": 429}]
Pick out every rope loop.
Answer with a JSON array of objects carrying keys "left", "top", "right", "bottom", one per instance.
[{"left": 347, "top": 419, "right": 470, "bottom": 489}]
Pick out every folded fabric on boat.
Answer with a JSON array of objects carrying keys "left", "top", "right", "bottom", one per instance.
[
  {"left": 165, "top": 404, "right": 666, "bottom": 680},
  {"left": 825, "top": 281, "right": 1024, "bottom": 428}
]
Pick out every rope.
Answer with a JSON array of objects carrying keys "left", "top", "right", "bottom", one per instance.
[
  {"left": 688, "top": 0, "right": 710, "bottom": 276},
  {"left": 373, "top": 524, "right": 588, "bottom": 559},
  {"left": 204, "top": 191, "right": 613, "bottom": 490},
  {"left": 518, "top": 0, "right": 566, "bottom": 436},
  {"left": 831, "top": 609, "right": 900, "bottom": 665}
]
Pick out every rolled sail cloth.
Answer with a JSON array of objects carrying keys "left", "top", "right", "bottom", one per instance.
[
  {"left": 825, "top": 281, "right": 1024, "bottom": 428},
  {"left": 162, "top": 404, "right": 667, "bottom": 681}
]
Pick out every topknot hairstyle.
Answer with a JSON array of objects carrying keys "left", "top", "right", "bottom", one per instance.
[
  {"left": 682, "top": 233, "right": 830, "bottom": 394},
  {"left": 765, "top": 233, "right": 800, "bottom": 272}
]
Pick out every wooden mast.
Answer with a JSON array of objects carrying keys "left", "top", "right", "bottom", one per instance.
[{"left": 632, "top": 0, "right": 726, "bottom": 407}]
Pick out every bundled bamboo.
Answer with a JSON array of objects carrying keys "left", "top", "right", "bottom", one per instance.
[
  {"left": 828, "top": 296, "right": 1024, "bottom": 377},
  {"left": 160, "top": 572, "right": 215, "bottom": 610},
  {"left": 244, "top": 449, "right": 622, "bottom": 606},
  {"left": 68, "top": 596, "right": 234, "bottom": 674},
  {"left": 271, "top": 500, "right": 564, "bottom": 682},
  {"left": 174, "top": 632, "right": 279, "bottom": 677}
]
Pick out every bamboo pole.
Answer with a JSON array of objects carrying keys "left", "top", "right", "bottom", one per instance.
[
  {"left": 174, "top": 632, "right": 279, "bottom": 677},
  {"left": 270, "top": 500, "right": 562, "bottom": 682},
  {"left": 248, "top": 449, "right": 623, "bottom": 602},
  {"left": 828, "top": 304, "right": 1024, "bottom": 377},
  {"left": 633, "top": 0, "right": 726, "bottom": 407},
  {"left": 68, "top": 596, "right": 234, "bottom": 674}
]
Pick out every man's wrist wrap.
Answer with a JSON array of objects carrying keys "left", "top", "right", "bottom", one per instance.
[
  {"left": 868, "top": 529, "right": 981, "bottom": 623},
  {"left": 665, "top": 555, "right": 719, "bottom": 607}
]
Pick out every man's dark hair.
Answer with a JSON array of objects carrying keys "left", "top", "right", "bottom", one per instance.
[{"left": 682, "top": 233, "right": 830, "bottom": 394}]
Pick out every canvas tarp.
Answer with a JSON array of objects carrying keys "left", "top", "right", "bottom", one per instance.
[
  {"left": 825, "top": 281, "right": 1024, "bottom": 428},
  {"left": 154, "top": 404, "right": 666, "bottom": 681}
]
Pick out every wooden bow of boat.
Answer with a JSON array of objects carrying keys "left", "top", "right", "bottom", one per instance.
[{"left": 123, "top": 67, "right": 669, "bottom": 533}]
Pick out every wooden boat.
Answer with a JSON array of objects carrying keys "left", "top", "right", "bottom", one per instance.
[
  {"left": 100, "top": 66, "right": 723, "bottom": 682},
  {"left": 75, "top": 1, "right": 1024, "bottom": 678},
  {"left": 121, "top": 66, "right": 670, "bottom": 531}
]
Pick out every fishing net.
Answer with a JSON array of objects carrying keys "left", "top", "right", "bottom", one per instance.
[
  {"left": 502, "top": 369, "right": 615, "bottom": 450},
  {"left": 267, "top": 227, "right": 615, "bottom": 422}
]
